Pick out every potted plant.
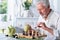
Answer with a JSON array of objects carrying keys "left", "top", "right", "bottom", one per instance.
[
  {"left": 22, "top": 0, "right": 32, "bottom": 10},
  {"left": 22, "top": 0, "right": 32, "bottom": 17}
]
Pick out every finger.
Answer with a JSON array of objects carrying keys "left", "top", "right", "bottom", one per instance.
[
  {"left": 37, "top": 22, "right": 41, "bottom": 26},
  {"left": 38, "top": 26, "right": 42, "bottom": 27},
  {"left": 37, "top": 22, "right": 44, "bottom": 27},
  {"left": 37, "top": 22, "right": 42, "bottom": 25}
]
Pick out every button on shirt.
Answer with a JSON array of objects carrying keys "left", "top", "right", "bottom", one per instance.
[{"left": 37, "top": 10, "right": 60, "bottom": 40}]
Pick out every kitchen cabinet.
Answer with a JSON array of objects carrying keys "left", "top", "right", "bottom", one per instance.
[{"left": 13, "top": 17, "right": 38, "bottom": 29}]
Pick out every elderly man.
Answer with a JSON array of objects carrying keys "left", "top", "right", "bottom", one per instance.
[{"left": 36, "top": 0, "right": 60, "bottom": 40}]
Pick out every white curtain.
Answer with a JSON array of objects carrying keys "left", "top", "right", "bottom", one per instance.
[{"left": 7, "top": 0, "right": 17, "bottom": 26}]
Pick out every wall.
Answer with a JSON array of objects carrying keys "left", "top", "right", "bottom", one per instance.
[
  {"left": 0, "top": 0, "right": 60, "bottom": 33},
  {"left": 56, "top": 0, "right": 60, "bottom": 15}
]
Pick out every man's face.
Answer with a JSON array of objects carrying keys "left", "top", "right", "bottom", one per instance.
[{"left": 37, "top": 3, "right": 48, "bottom": 16}]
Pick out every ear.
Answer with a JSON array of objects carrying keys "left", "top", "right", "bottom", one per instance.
[{"left": 48, "top": 5, "right": 50, "bottom": 9}]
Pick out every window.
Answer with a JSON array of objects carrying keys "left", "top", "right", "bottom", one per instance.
[{"left": 0, "top": 0, "right": 7, "bottom": 22}]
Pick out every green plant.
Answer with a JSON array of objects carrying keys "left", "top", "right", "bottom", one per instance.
[
  {"left": 2, "top": 15, "right": 7, "bottom": 22},
  {"left": 0, "top": 0, "right": 7, "bottom": 14},
  {"left": 22, "top": 0, "right": 32, "bottom": 10}
]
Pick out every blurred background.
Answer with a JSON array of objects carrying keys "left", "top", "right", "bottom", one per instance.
[{"left": 0, "top": 0, "right": 60, "bottom": 30}]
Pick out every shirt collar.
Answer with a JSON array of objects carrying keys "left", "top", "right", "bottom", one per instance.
[{"left": 47, "top": 9, "right": 54, "bottom": 20}]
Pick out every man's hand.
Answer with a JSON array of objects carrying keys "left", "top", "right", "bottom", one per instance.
[
  {"left": 37, "top": 22, "right": 53, "bottom": 35},
  {"left": 37, "top": 22, "right": 47, "bottom": 29}
]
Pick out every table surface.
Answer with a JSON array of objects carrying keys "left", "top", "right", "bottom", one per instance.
[{"left": 0, "top": 34, "right": 43, "bottom": 40}]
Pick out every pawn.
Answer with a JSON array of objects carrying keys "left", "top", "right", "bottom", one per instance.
[
  {"left": 35, "top": 31, "right": 37, "bottom": 37},
  {"left": 32, "top": 30, "right": 35, "bottom": 36},
  {"left": 28, "top": 30, "right": 30, "bottom": 36},
  {"left": 23, "top": 31, "right": 25, "bottom": 35},
  {"left": 37, "top": 32, "right": 41, "bottom": 37},
  {"left": 32, "top": 36, "right": 35, "bottom": 39}
]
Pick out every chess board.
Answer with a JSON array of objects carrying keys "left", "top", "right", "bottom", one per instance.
[{"left": 16, "top": 29, "right": 47, "bottom": 39}]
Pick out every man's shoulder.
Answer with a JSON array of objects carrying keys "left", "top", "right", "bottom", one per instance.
[{"left": 53, "top": 10, "right": 60, "bottom": 18}]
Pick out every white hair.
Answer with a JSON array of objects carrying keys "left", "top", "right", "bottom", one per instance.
[{"left": 36, "top": 0, "right": 50, "bottom": 7}]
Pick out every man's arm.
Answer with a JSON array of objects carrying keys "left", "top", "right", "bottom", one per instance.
[
  {"left": 43, "top": 27, "right": 53, "bottom": 35},
  {"left": 37, "top": 22, "right": 54, "bottom": 35}
]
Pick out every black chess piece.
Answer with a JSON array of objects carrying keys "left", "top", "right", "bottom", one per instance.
[
  {"left": 32, "top": 36, "right": 35, "bottom": 39},
  {"left": 5, "top": 35, "right": 8, "bottom": 37}
]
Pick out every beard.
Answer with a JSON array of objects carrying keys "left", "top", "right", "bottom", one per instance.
[
  {"left": 39, "top": 11, "right": 48, "bottom": 18},
  {"left": 42, "top": 15, "right": 47, "bottom": 18}
]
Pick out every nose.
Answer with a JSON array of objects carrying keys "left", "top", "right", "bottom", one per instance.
[{"left": 41, "top": 9, "right": 46, "bottom": 13}]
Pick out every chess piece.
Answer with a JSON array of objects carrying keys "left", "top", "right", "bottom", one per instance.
[
  {"left": 32, "top": 30, "right": 35, "bottom": 36},
  {"left": 28, "top": 30, "right": 31, "bottom": 36}
]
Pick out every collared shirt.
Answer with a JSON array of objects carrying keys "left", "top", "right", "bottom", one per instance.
[{"left": 37, "top": 10, "right": 60, "bottom": 40}]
